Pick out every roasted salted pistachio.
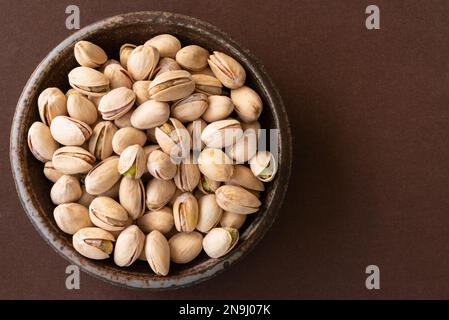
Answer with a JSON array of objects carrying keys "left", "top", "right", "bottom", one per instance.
[
  {"left": 38, "top": 88, "right": 67, "bottom": 126},
  {"left": 52, "top": 146, "right": 95, "bottom": 174},
  {"left": 28, "top": 122, "right": 59, "bottom": 162},
  {"left": 153, "top": 57, "right": 181, "bottom": 78},
  {"left": 103, "top": 62, "right": 133, "bottom": 89},
  {"left": 98, "top": 87, "right": 136, "bottom": 120},
  {"left": 43, "top": 161, "right": 64, "bottom": 183},
  {"left": 68, "top": 66, "right": 110, "bottom": 97},
  {"left": 197, "top": 148, "right": 234, "bottom": 182},
  {"left": 130, "top": 100, "right": 170, "bottom": 130},
  {"left": 192, "top": 74, "right": 223, "bottom": 96},
  {"left": 112, "top": 127, "right": 147, "bottom": 155},
  {"left": 201, "top": 119, "right": 243, "bottom": 148},
  {"left": 50, "top": 116, "right": 92, "bottom": 146},
  {"left": 154, "top": 118, "right": 191, "bottom": 159},
  {"left": 226, "top": 165, "right": 264, "bottom": 191},
  {"left": 145, "top": 34, "right": 181, "bottom": 59},
  {"left": 170, "top": 93, "right": 208, "bottom": 123},
  {"left": 202, "top": 95, "right": 234, "bottom": 122},
  {"left": 127, "top": 45, "right": 160, "bottom": 81},
  {"left": 169, "top": 232, "right": 203, "bottom": 264},
  {"left": 173, "top": 192, "right": 198, "bottom": 232},
  {"left": 119, "top": 43, "right": 136, "bottom": 68},
  {"left": 215, "top": 185, "right": 261, "bottom": 214},
  {"left": 147, "top": 149, "right": 177, "bottom": 180},
  {"left": 132, "top": 80, "right": 151, "bottom": 105},
  {"left": 74, "top": 40, "right": 107, "bottom": 68},
  {"left": 148, "top": 70, "right": 195, "bottom": 102},
  {"left": 249, "top": 151, "right": 278, "bottom": 182},
  {"left": 89, "top": 196, "right": 129, "bottom": 232},
  {"left": 196, "top": 194, "right": 223, "bottom": 233},
  {"left": 114, "top": 225, "right": 145, "bottom": 267},
  {"left": 137, "top": 207, "right": 174, "bottom": 234},
  {"left": 208, "top": 51, "right": 246, "bottom": 89},
  {"left": 118, "top": 144, "right": 146, "bottom": 179},
  {"left": 66, "top": 92, "right": 98, "bottom": 125},
  {"left": 84, "top": 156, "right": 121, "bottom": 195},
  {"left": 119, "top": 177, "right": 145, "bottom": 220},
  {"left": 174, "top": 156, "right": 200, "bottom": 192},
  {"left": 175, "top": 45, "right": 209, "bottom": 71},
  {"left": 230, "top": 86, "right": 263, "bottom": 123},
  {"left": 89, "top": 121, "right": 118, "bottom": 160},
  {"left": 220, "top": 211, "right": 247, "bottom": 229},
  {"left": 50, "top": 175, "right": 82, "bottom": 205},
  {"left": 145, "top": 178, "right": 176, "bottom": 210},
  {"left": 202, "top": 227, "right": 239, "bottom": 259},
  {"left": 53, "top": 203, "right": 93, "bottom": 235},
  {"left": 73, "top": 227, "right": 115, "bottom": 260},
  {"left": 198, "top": 174, "right": 221, "bottom": 194},
  {"left": 145, "top": 230, "right": 170, "bottom": 276}
]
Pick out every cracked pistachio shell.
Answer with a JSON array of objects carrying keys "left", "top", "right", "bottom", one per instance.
[
  {"left": 66, "top": 92, "right": 98, "bottom": 125},
  {"left": 198, "top": 148, "right": 234, "bottom": 182},
  {"left": 220, "top": 211, "right": 247, "bottom": 229},
  {"left": 89, "top": 196, "right": 129, "bottom": 231},
  {"left": 192, "top": 74, "right": 223, "bottom": 96},
  {"left": 173, "top": 192, "right": 198, "bottom": 232},
  {"left": 119, "top": 43, "right": 136, "bottom": 68},
  {"left": 89, "top": 121, "right": 118, "bottom": 160},
  {"left": 201, "top": 119, "right": 243, "bottom": 148},
  {"left": 249, "top": 151, "right": 278, "bottom": 182},
  {"left": 38, "top": 88, "right": 67, "bottom": 126},
  {"left": 174, "top": 156, "right": 200, "bottom": 192},
  {"left": 132, "top": 80, "right": 151, "bottom": 105},
  {"left": 155, "top": 118, "right": 191, "bottom": 159},
  {"left": 202, "top": 227, "right": 239, "bottom": 259},
  {"left": 114, "top": 109, "right": 134, "bottom": 128},
  {"left": 169, "top": 231, "right": 203, "bottom": 264},
  {"left": 230, "top": 86, "right": 263, "bottom": 123},
  {"left": 127, "top": 45, "right": 160, "bottom": 81},
  {"left": 187, "top": 119, "right": 207, "bottom": 151},
  {"left": 153, "top": 57, "right": 181, "bottom": 78},
  {"left": 84, "top": 156, "right": 121, "bottom": 195},
  {"left": 98, "top": 87, "right": 136, "bottom": 120},
  {"left": 175, "top": 45, "right": 209, "bottom": 71},
  {"left": 112, "top": 127, "right": 147, "bottom": 154},
  {"left": 130, "top": 100, "right": 170, "bottom": 129},
  {"left": 118, "top": 144, "right": 146, "bottom": 179},
  {"left": 103, "top": 62, "right": 133, "bottom": 89},
  {"left": 78, "top": 185, "right": 96, "bottom": 207},
  {"left": 226, "top": 165, "right": 264, "bottom": 191},
  {"left": 52, "top": 146, "right": 95, "bottom": 174},
  {"left": 68, "top": 66, "right": 110, "bottom": 97},
  {"left": 228, "top": 130, "right": 258, "bottom": 163},
  {"left": 146, "top": 178, "right": 176, "bottom": 210},
  {"left": 44, "top": 161, "right": 64, "bottom": 183},
  {"left": 208, "top": 51, "right": 246, "bottom": 89},
  {"left": 147, "top": 149, "right": 177, "bottom": 180},
  {"left": 50, "top": 116, "right": 92, "bottom": 146},
  {"left": 148, "top": 70, "right": 195, "bottom": 102},
  {"left": 196, "top": 194, "right": 223, "bottom": 233},
  {"left": 198, "top": 174, "right": 221, "bottom": 194},
  {"left": 114, "top": 225, "right": 145, "bottom": 267},
  {"left": 171, "top": 93, "right": 208, "bottom": 123},
  {"left": 73, "top": 227, "right": 115, "bottom": 260},
  {"left": 50, "top": 175, "right": 82, "bottom": 205},
  {"left": 119, "top": 177, "right": 145, "bottom": 220},
  {"left": 137, "top": 207, "right": 174, "bottom": 234},
  {"left": 54, "top": 203, "right": 92, "bottom": 235},
  {"left": 145, "top": 34, "right": 181, "bottom": 58},
  {"left": 202, "top": 95, "right": 234, "bottom": 123},
  {"left": 28, "top": 122, "right": 59, "bottom": 162},
  {"left": 145, "top": 230, "right": 170, "bottom": 276},
  {"left": 215, "top": 185, "right": 261, "bottom": 214},
  {"left": 74, "top": 40, "right": 107, "bottom": 68}
]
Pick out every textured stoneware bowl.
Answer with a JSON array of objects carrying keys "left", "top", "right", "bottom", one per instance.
[{"left": 10, "top": 11, "right": 291, "bottom": 289}]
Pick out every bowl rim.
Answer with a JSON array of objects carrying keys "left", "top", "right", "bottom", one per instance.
[{"left": 10, "top": 11, "right": 292, "bottom": 290}]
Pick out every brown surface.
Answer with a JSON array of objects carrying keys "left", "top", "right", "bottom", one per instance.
[{"left": 1, "top": 0, "right": 449, "bottom": 299}]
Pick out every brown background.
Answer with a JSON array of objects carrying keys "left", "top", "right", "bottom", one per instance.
[{"left": 1, "top": 0, "right": 449, "bottom": 299}]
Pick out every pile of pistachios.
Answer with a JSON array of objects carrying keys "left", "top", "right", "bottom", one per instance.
[{"left": 27, "top": 34, "right": 277, "bottom": 276}]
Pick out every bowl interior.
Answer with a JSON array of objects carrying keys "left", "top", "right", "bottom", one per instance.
[{"left": 12, "top": 12, "right": 289, "bottom": 289}]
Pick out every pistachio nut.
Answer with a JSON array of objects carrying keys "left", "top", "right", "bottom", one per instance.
[
  {"left": 84, "top": 156, "right": 121, "bottom": 195},
  {"left": 43, "top": 161, "right": 64, "bottom": 183},
  {"left": 145, "top": 34, "right": 181, "bottom": 58},
  {"left": 73, "top": 227, "right": 115, "bottom": 260},
  {"left": 28, "top": 122, "right": 59, "bottom": 162},
  {"left": 174, "top": 156, "right": 200, "bottom": 192},
  {"left": 66, "top": 92, "right": 98, "bottom": 125},
  {"left": 132, "top": 80, "right": 151, "bottom": 105},
  {"left": 53, "top": 203, "right": 92, "bottom": 235},
  {"left": 118, "top": 144, "right": 146, "bottom": 179},
  {"left": 89, "top": 121, "right": 118, "bottom": 160},
  {"left": 137, "top": 207, "right": 174, "bottom": 234},
  {"left": 171, "top": 93, "right": 208, "bottom": 122},
  {"left": 249, "top": 151, "right": 278, "bottom": 182},
  {"left": 89, "top": 196, "right": 129, "bottom": 231},
  {"left": 198, "top": 174, "right": 221, "bottom": 194},
  {"left": 50, "top": 175, "right": 82, "bottom": 205},
  {"left": 175, "top": 45, "right": 209, "bottom": 71},
  {"left": 145, "top": 178, "right": 176, "bottom": 210},
  {"left": 38, "top": 88, "right": 67, "bottom": 126},
  {"left": 114, "top": 225, "right": 145, "bottom": 267},
  {"left": 241, "top": 120, "right": 261, "bottom": 138},
  {"left": 130, "top": 100, "right": 170, "bottom": 130},
  {"left": 52, "top": 146, "right": 95, "bottom": 174},
  {"left": 147, "top": 149, "right": 177, "bottom": 180},
  {"left": 148, "top": 70, "right": 195, "bottom": 102},
  {"left": 227, "top": 130, "right": 258, "bottom": 163},
  {"left": 78, "top": 185, "right": 96, "bottom": 207},
  {"left": 114, "top": 109, "right": 134, "bottom": 128},
  {"left": 74, "top": 40, "right": 107, "bottom": 68},
  {"left": 119, "top": 177, "right": 145, "bottom": 220},
  {"left": 202, "top": 227, "right": 239, "bottom": 259},
  {"left": 127, "top": 45, "right": 160, "bottom": 81},
  {"left": 169, "top": 231, "right": 203, "bottom": 264},
  {"left": 112, "top": 127, "right": 147, "bottom": 154},
  {"left": 196, "top": 194, "right": 223, "bottom": 233},
  {"left": 173, "top": 192, "right": 198, "bottom": 232},
  {"left": 201, "top": 119, "right": 243, "bottom": 148},
  {"left": 50, "top": 116, "right": 92, "bottom": 146},
  {"left": 119, "top": 43, "right": 136, "bottom": 68},
  {"left": 98, "top": 87, "right": 136, "bottom": 120},
  {"left": 226, "top": 165, "right": 265, "bottom": 191},
  {"left": 154, "top": 118, "right": 191, "bottom": 160},
  {"left": 202, "top": 95, "right": 234, "bottom": 123},
  {"left": 208, "top": 51, "right": 246, "bottom": 89},
  {"left": 220, "top": 211, "right": 247, "bottom": 229},
  {"left": 230, "top": 86, "right": 263, "bottom": 123},
  {"left": 192, "top": 74, "right": 223, "bottom": 96},
  {"left": 187, "top": 118, "right": 207, "bottom": 152},
  {"left": 215, "top": 185, "right": 261, "bottom": 214},
  {"left": 145, "top": 230, "right": 170, "bottom": 276},
  {"left": 103, "top": 62, "right": 133, "bottom": 89},
  {"left": 68, "top": 66, "right": 110, "bottom": 96},
  {"left": 197, "top": 148, "right": 234, "bottom": 182},
  {"left": 153, "top": 57, "right": 181, "bottom": 78}
]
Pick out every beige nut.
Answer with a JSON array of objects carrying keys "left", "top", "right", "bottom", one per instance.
[
  {"left": 208, "top": 51, "right": 246, "bottom": 89},
  {"left": 230, "top": 86, "right": 263, "bottom": 123},
  {"left": 148, "top": 70, "right": 195, "bottom": 102},
  {"left": 197, "top": 148, "right": 234, "bottom": 182},
  {"left": 38, "top": 88, "right": 67, "bottom": 126},
  {"left": 130, "top": 100, "right": 170, "bottom": 130},
  {"left": 103, "top": 62, "right": 133, "bottom": 89},
  {"left": 119, "top": 177, "right": 146, "bottom": 220},
  {"left": 145, "top": 34, "right": 181, "bottom": 59},
  {"left": 53, "top": 203, "right": 92, "bottom": 234},
  {"left": 89, "top": 196, "right": 129, "bottom": 232},
  {"left": 145, "top": 230, "right": 170, "bottom": 276},
  {"left": 118, "top": 144, "right": 146, "bottom": 179},
  {"left": 145, "top": 178, "right": 177, "bottom": 210},
  {"left": 173, "top": 192, "right": 198, "bottom": 232},
  {"left": 84, "top": 156, "right": 121, "bottom": 195},
  {"left": 127, "top": 45, "right": 160, "bottom": 81},
  {"left": 196, "top": 194, "right": 223, "bottom": 233},
  {"left": 192, "top": 74, "right": 223, "bottom": 96},
  {"left": 119, "top": 43, "right": 136, "bottom": 68},
  {"left": 174, "top": 156, "right": 200, "bottom": 192},
  {"left": 132, "top": 80, "right": 151, "bottom": 105},
  {"left": 114, "top": 109, "right": 134, "bottom": 128},
  {"left": 215, "top": 185, "right": 261, "bottom": 214},
  {"left": 112, "top": 127, "right": 147, "bottom": 155},
  {"left": 202, "top": 95, "right": 234, "bottom": 123},
  {"left": 137, "top": 207, "right": 174, "bottom": 234},
  {"left": 28, "top": 122, "right": 59, "bottom": 162},
  {"left": 249, "top": 151, "right": 278, "bottom": 182},
  {"left": 226, "top": 165, "right": 264, "bottom": 191},
  {"left": 74, "top": 40, "right": 107, "bottom": 68},
  {"left": 43, "top": 161, "right": 64, "bottom": 183},
  {"left": 170, "top": 93, "right": 208, "bottom": 123},
  {"left": 50, "top": 175, "right": 82, "bottom": 205},
  {"left": 88, "top": 121, "right": 118, "bottom": 160},
  {"left": 202, "top": 227, "right": 239, "bottom": 259},
  {"left": 68, "top": 66, "right": 110, "bottom": 97},
  {"left": 114, "top": 225, "right": 145, "bottom": 267},
  {"left": 201, "top": 119, "right": 243, "bottom": 148},
  {"left": 52, "top": 146, "right": 95, "bottom": 174},
  {"left": 175, "top": 45, "right": 209, "bottom": 71},
  {"left": 169, "top": 231, "right": 203, "bottom": 264},
  {"left": 220, "top": 211, "right": 247, "bottom": 229},
  {"left": 98, "top": 87, "right": 136, "bottom": 120},
  {"left": 147, "top": 149, "right": 177, "bottom": 180},
  {"left": 50, "top": 116, "right": 92, "bottom": 146},
  {"left": 73, "top": 227, "right": 115, "bottom": 260},
  {"left": 66, "top": 92, "right": 98, "bottom": 125},
  {"left": 153, "top": 57, "right": 181, "bottom": 78}
]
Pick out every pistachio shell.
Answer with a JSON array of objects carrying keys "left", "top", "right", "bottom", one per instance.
[
  {"left": 43, "top": 161, "right": 64, "bottom": 183},
  {"left": 145, "top": 34, "right": 181, "bottom": 58},
  {"left": 114, "top": 225, "right": 145, "bottom": 267},
  {"left": 52, "top": 146, "right": 95, "bottom": 174},
  {"left": 173, "top": 192, "right": 198, "bottom": 232},
  {"left": 112, "top": 127, "right": 147, "bottom": 154},
  {"left": 145, "top": 230, "right": 170, "bottom": 276},
  {"left": 208, "top": 51, "right": 246, "bottom": 89},
  {"left": 153, "top": 57, "right": 181, "bottom": 78},
  {"left": 202, "top": 227, "right": 239, "bottom": 258},
  {"left": 28, "top": 122, "right": 59, "bottom": 162},
  {"left": 154, "top": 118, "right": 191, "bottom": 160},
  {"left": 103, "top": 62, "right": 133, "bottom": 89},
  {"left": 197, "top": 148, "right": 234, "bottom": 182},
  {"left": 78, "top": 185, "right": 96, "bottom": 207},
  {"left": 169, "top": 232, "right": 203, "bottom": 264},
  {"left": 201, "top": 119, "right": 243, "bottom": 148},
  {"left": 50, "top": 116, "right": 92, "bottom": 146},
  {"left": 114, "top": 109, "right": 134, "bottom": 128},
  {"left": 119, "top": 177, "right": 146, "bottom": 220},
  {"left": 119, "top": 43, "right": 136, "bottom": 68},
  {"left": 175, "top": 45, "right": 209, "bottom": 71},
  {"left": 249, "top": 151, "right": 278, "bottom": 182},
  {"left": 68, "top": 66, "right": 110, "bottom": 97},
  {"left": 130, "top": 100, "right": 170, "bottom": 129},
  {"left": 171, "top": 93, "right": 208, "bottom": 122},
  {"left": 137, "top": 207, "right": 174, "bottom": 234},
  {"left": 89, "top": 121, "right": 118, "bottom": 160},
  {"left": 67, "top": 93, "right": 98, "bottom": 125},
  {"left": 38, "top": 88, "right": 67, "bottom": 126},
  {"left": 132, "top": 80, "right": 151, "bottom": 105},
  {"left": 198, "top": 174, "right": 221, "bottom": 194},
  {"left": 118, "top": 144, "right": 146, "bottom": 179},
  {"left": 187, "top": 119, "right": 207, "bottom": 152},
  {"left": 230, "top": 86, "right": 263, "bottom": 123},
  {"left": 145, "top": 178, "right": 176, "bottom": 210},
  {"left": 147, "top": 149, "right": 177, "bottom": 180},
  {"left": 215, "top": 185, "right": 261, "bottom": 214},
  {"left": 148, "top": 70, "right": 195, "bottom": 102},
  {"left": 202, "top": 95, "right": 234, "bottom": 122},
  {"left": 226, "top": 165, "right": 264, "bottom": 191},
  {"left": 196, "top": 194, "right": 223, "bottom": 233},
  {"left": 227, "top": 130, "right": 258, "bottom": 163},
  {"left": 174, "top": 156, "right": 200, "bottom": 192},
  {"left": 168, "top": 188, "right": 183, "bottom": 207},
  {"left": 220, "top": 211, "right": 247, "bottom": 229},
  {"left": 73, "top": 227, "right": 115, "bottom": 260},
  {"left": 98, "top": 87, "right": 136, "bottom": 120},
  {"left": 50, "top": 175, "right": 82, "bottom": 205},
  {"left": 53, "top": 203, "right": 92, "bottom": 234},
  {"left": 192, "top": 74, "right": 223, "bottom": 96},
  {"left": 74, "top": 41, "right": 107, "bottom": 68},
  {"left": 127, "top": 45, "right": 160, "bottom": 81},
  {"left": 190, "top": 67, "right": 215, "bottom": 77},
  {"left": 89, "top": 196, "right": 129, "bottom": 231},
  {"left": 84, "top": 156, "right": 121, "bottom": 195}
]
